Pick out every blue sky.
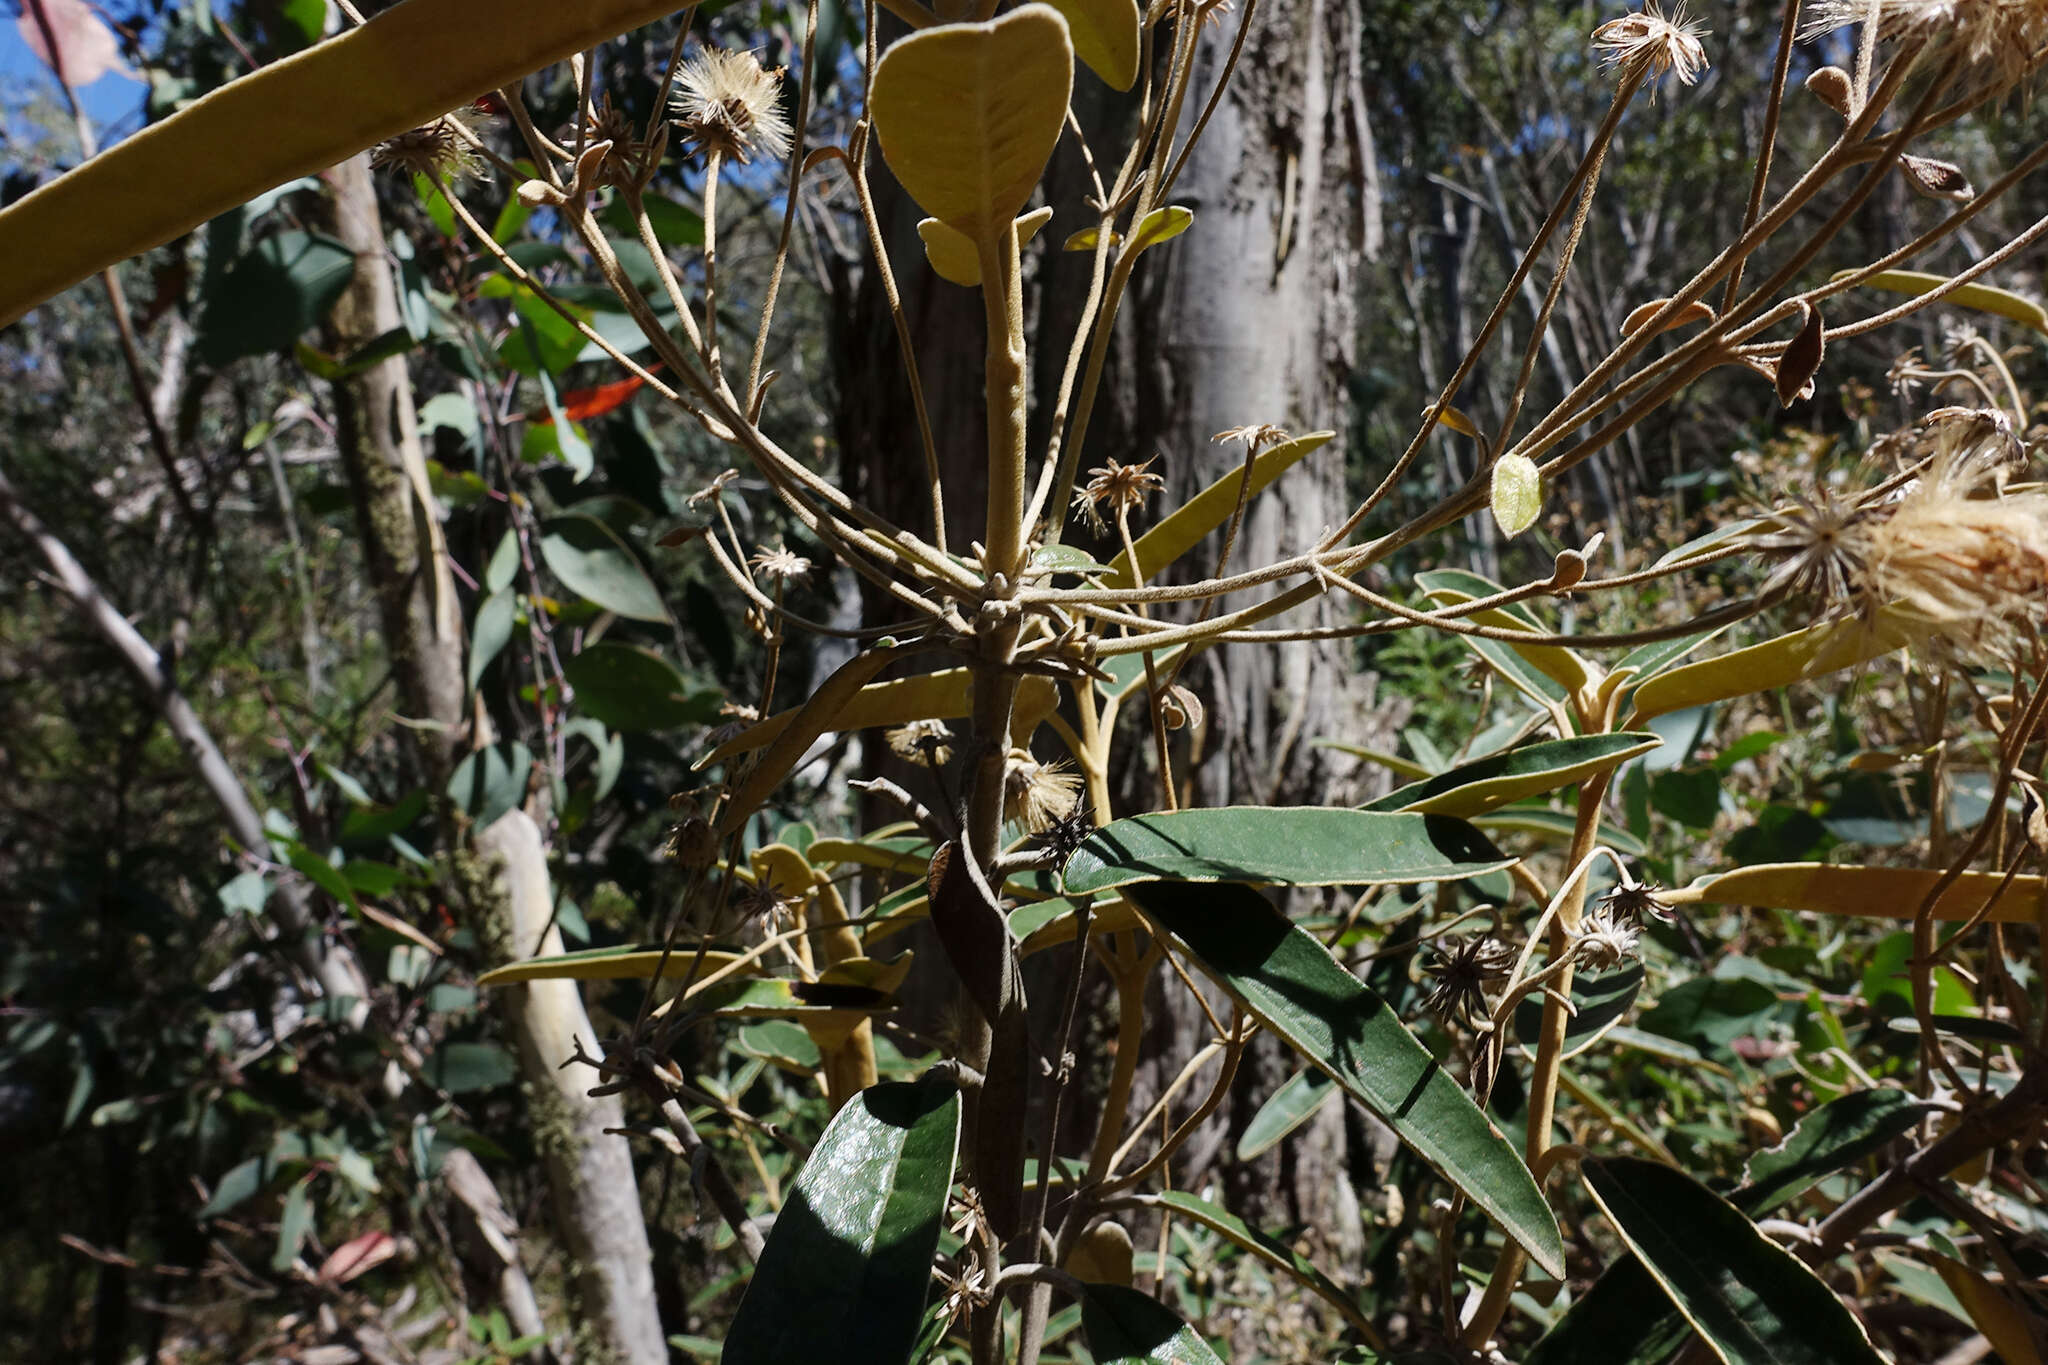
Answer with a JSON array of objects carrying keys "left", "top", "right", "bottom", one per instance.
[{"left": 0, "top": 9, "right": 149, "bottom": 150}]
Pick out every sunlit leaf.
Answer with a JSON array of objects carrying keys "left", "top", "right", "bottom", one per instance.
[
  {"left": 1418, "top": 568, "right": 1591, "bottom": 702},
  {"left": 1062, "top": 807, "right": 1511, "bottom": 894},
  {"left": 1490, "top": 453, "right": 1542, "bottom": 536},
  {"left": 725, "top": 1073, "right": 961, "bottom": 1365},
  {"left": 1124, "top": 879, "right": 1564, "bottom": 1277},
  {"left": 1629, "top": 612, "right": 1912, "bottom": 724},
  {"left": 917, "top": 205, "right": 1054, "bottom": 285},
  {"left": 1673, "top": 862, "right": 2046, "bottom": 925},
  {"left": 870, "top": 6, "right": 1073, "bottom": 239},
  {"left": 0, "top": 0, "right": 698, "bottom": 325},
  {"left": 1833, "top": 268, "right": 2048, "bottom": 337},
  {"left": 1104, "top": 432, "right": 1333, "bottom": 589},
  {"left": 1362, "top": 733, "right": 1660, "bottom": 818},
  {"left": 702, "top": 668, "right": 1058, "bottom": 766},
  {"left": 1044, "top": 0, "right": 1139, "bottom": 88}
]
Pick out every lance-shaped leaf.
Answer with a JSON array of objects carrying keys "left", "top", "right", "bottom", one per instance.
[
  {"left": 701, "top": 667, "right": 1058, "bottom": 766},
  {"left": 1104, "top": 432, "right": 1334, "bottom": 589},
  {"left": 476, "top": 942, "right": 758, "bottom": 986},
  {"left": 1080, "top": 1284, "right": 1226, "bottom": 1365},
  {"left": 1833, "top": 268, "right": 2048, "bottom": 337},
  {"left": 1136, "top": 1190, "right": 1376, "bottom": 1340},
  {"left": 539, "top": 515, "right": 668, "bottom": 622},
  {"left": 1237, "top": 1067, "right": 1337, "bottom": 1161},
  {"left": 1578, "top": 1156, "right": 1883, "bottom": 1365},
  {"left": 1044, "top": 0, "right": 1140, "bottom": 89},
  {"left": 713, "top": 645, "right": 908, "bottom": 834},
  {"left": 1062, "top": 807, "right": 1511, "bottom": 895},
  {"left": 1123, "top": 879, "right": 1563, "bottom": 1277},
  {"left": 1530, "top": 1089, "right": 1936, "bottom": 1365},
  {"left": 0, "top": 0, "right": 694, "bottom": 325},
  {"left": 1362, "top": 733, "right": 1660, "bottom": 818},
  {"left": 1417, "top": 568, "right": 1589, "bottom": 704},
  {"left": 1670, "top": 862, "right": 2047, "bottom": 925},
  {"left": 870, "top": 6, "right": 1073, "bottom": 239},
  {"left": 1628, "top": 611, "right": 1912, "bottom": 724},
  {"left": 724, "top": 1072, "right": 961, "bottom": 1365}
]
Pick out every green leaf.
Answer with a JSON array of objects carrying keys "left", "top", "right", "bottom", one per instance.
[
  {"left": 1490, "top": 454, "right": 1542, "bottom": 536},
  {"left": 1579, "top": 1156, "right": 1884, "bottom": 1365},
  {"left": 1042, "top": 0, "right": 1140, "bottom": 89},
  {"left": 539, "top": 514, "right": 669, "bottom": 622},
  {"left": 1062, "top": 807, "right": 1511, "bottom": 895},
  {"left": 196, "top": 230, "right": 356, "bottom": 364},
  {"left": 1512, "top": 963, "right": 1644, "bottom": 1060},
  {"left": 1638, "top": 976, "right": 1778, "bottom": 1054},
  {"left": 562, "top": 643, "right": 720, "bottom": 731},
  {"left": 1236, "top": 1067, "right": 1337, "bottom": 1161},
  {"left": 1123, "top": 880, "right": 1563, "bottom": 1277},
  {"left": 1104, "top": 432, "right": 1332, "bottom": 589},
  {"left": 1650, "top": 766, "right": 1722, "bottom": 828},
  {"left": 1416, "top": 569, "right": 1588, "bottom": 704},
  {"left": 272, "top": 1175, "right": 316, "bottom": 1272},
  {"left": 446, "top": 742, "right": 532, "bottom": 826},
  {"left": 1362, "top": 734, "right": 1661, "bottom": 817},
  {"left": 724, "top": 1073, "right": 961, "bottom": 1365},
  {"left": 1629, "top": 612, "right": 1911, "bottom": 724},
  {"left": 1742, "top": 1088, "right": 1938, "bottom": 1213},
  {"left": 475, "top": 942, "right": 758, "bottom": 986},
  {"left": 1141, "top": 1190, "right": 1372, "bottom": 1339},
  {"left": 425, "top": 1041, "right": 517, "bottom": 1093},
  {"left": 468, "top": 589, "right": 517, "bottom": 693},
  {"left": 287, "top": 842, "right": 359, "bottom": 912},
  {"left": 199, "top": 1155, "right": 273, "bottom": 1219},
  {"left": 1080, "top": 1284, "right": 1225, "bottom": 1365}
]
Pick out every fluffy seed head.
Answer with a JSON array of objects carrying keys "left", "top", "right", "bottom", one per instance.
[
  {"left": 1572, "top": 908, "right": 1643, "bottom": 971},
  {"left": 886, "top": 719, "right": 955, "bottom": 767},
  {"left": 751, "top": 545, "right": 811, "bottom": 584},
  {"left": 673, "top": 48, "right": 791, "bottom": 165},
  {"left": 1593, "top": 2, "right": 1711, "bottom": 89},
  {"left": 1074, "top": 456, "right": 1166, "bottom": 531},
  {"left": 1801, "top": 0, "right": 2048, "bottom": 89},
  {"left": 372, "top": 106, "right": 493, "bottom": 185},
  {"left": 1004, "top": 751, "right": 1083, "bottom": 833},
  {"left": 572, "top": 93, "right": 657, "bottom": 190}
]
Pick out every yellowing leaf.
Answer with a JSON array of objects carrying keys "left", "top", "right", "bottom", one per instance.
[
  {"left": 870, "top": 6, "right": 1074, "bottom": 239},
  {"left": 1103, "top": 431, "right": 1333, "bottom": 589},
  {"left": 701, "top": 669, "right": 1059, "bottom": 766},
  {"left": 1931, "top": 1257, "right": 2043, "bottom": 1365},
  {"left": 1128, "top": 204, "right": 1194, "bottom": 250},
  {"left": 0, "top": 0, "right": 690, "bottom": 326},
  {"left": 1673, "top": 863, "right": 2047, "bottom": 925},
  {"left": 1629, "top": 610, "right": 1912, "bottom": 723},
  {"left": 917, "top": 205, "right": 1054, "bottom": 286},
  {"left": 1832, "top": 268, "right": 2048, "bottom": 337},
  {"left": 1043, "top": 0, "right": 1139, "bottom": 89},
  {"left": 1621, "top": 297, "right": 1717, "bottom": 338},
  {"left": 1490, "top": 454, "right": 1542, "bottom": 537}
]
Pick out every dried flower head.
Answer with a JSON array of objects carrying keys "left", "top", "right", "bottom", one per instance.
[
  {"left": 1750, "top": 484, "right": 1883, "bottom": 612},
  {"left": 664, "top": 815, "right": 720, "bottom": 871},
  {"left": 570, "top": 93, "right": 656, "bottom": 190},
  {"left": 1038, "top": 808, "right": 1097, "bottom": 864},
  {"left": 732, "top": 877, "right": 800, "bottom": 925},
  {"left": 1073, "top": 456, "right": 1166, "bottom": 531},
  {"left": 1004, "top": 751, "right": 1083, "bottom": 833},
  {"left": 886, "top": 719, "right": 955, "bottom": 767},
  {"left": 1593, "top": 2, "right": 1711, "bottom": 89},
  {"left": 1802, "top": 0, "right": 2048, "bottom": 89},
  {"left": 672, "top": 48, "right": 791, "bottom": 165},
  {"left": 1213, "top": 423, "right": 1291, "bottom": 450},
  {"left": 1599, "top": 874, "right": 1674, "bottom": 925},
  {"left": 1424, "top": 935, "right": 1517, "bottom": 1027},
  {"left": 751, "top": 545, "right": 811, "bottom": 584},
  {"left": 1572, "top": 908, "right": 1642, "bottom": 971},
  {"left": 372, "top": 106, "right": 493, "bottom": 185}
]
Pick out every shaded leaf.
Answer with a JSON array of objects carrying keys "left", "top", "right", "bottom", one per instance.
[
  {"left": 1417, "top": 568, "right": 1589, "bottom": 703},
  {"left": 1080, "top": 1284, "right": 1225, "bottom": 1365},
  {"left": 197, "top": 230, "right": 356, "bottom": 364},
  {"left": 425, "top": 1041, "right": 517, "bottom": 1093},
  {"left": 1512, "top": 963, "right": 1644, "bottom": 1060},
  {"left": 1775, "top": 302, "right": 1824, "bottom": 406},
  {"left": 1236, "top": 1067, "right": 1337, "bottom": 1161},
  {"left": 1580, "top": 1156, "right": 1883, "bottom": 1365},
  {"left": 468, "top": 589, "right": 516, "bottom": 693},
  {"left": 724, "top": 1072, "right": 961, "bottom": 1365},
  {"left": 1124, "top": 879, "right": 1563, "bottom": 1277},
  {"left": 539, "top": 514, "right": 667, "bottom": 622},
  {"left": 562, "top": 643, "right": 720, "bottom": 732},
  {"left": 1362, "top": 734, "right": 1660, "bottom": 818},
  {"left": 1142, "top": 1190, "right": 1373, "bottom": 1339}
]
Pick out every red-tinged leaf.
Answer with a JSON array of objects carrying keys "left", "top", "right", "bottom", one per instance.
[{"left": 317, "top": 1231, "right": 400, "bottom": 1284}]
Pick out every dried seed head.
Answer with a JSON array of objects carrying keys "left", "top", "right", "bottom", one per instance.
[
  {"left": 886, "top": 718, "right": 955, "bottom": 767},
  {"left": 664, "top": 815, "right": 720, "bottom": 871},
  {"left": 1593, "top": 2, "right": 1711, "bottom": 90},
  {"left": 372, "top": 106, "right": 493, "bottom": 185},
  {"left": 1038, "top": 808, "right": 1097, "bottom": 864},
  {"left": 1572, "top": 907, "right": 1642, "bottom": 971},
  {"left": 672, "top": 48, "right": 792, "bottom": 165},
  {"left": 1802, "top": 0, "right": 2048, "bottom": 89},
  {"left": 751, "top": 545, "right": 812, "bottom": 584},
  {"left": 1750, "top": 484, "right": 1882, "bottom": 614},
  {"left": 1900, "top": 154, "right": 1974, "bottom": 201},
  {"left": 1213, "top": 423, "right": 1291, "bottom": 450},
  {"left": 1599, "top": 875, "right": 1675, "bottom": 925},
  {"left": 1074, "top": 456, "right": 1166, "bottom": 532},
  {"left": 732, "top": 877, "right": 800, "bottom": 925},
  {"left": 1004, "top": 750, "right": 1083, "bottom": 833},
  {"left": 570, "top": 93, "right": 656, "bottom": 191},
  {"left": 1423, "top": 935, "right": 1517, "bottom": 1027}
]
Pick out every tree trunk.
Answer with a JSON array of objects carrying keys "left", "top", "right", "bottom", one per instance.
[
  {"left": 833, "top": 0, "right": 1399, "bottom": 1274},
  {"left": 313, "top": 155, "right": 665, "bottom": 1361},
  {"left": 475, "top": 811, "right": 667, "bottom": 1365}
]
